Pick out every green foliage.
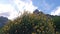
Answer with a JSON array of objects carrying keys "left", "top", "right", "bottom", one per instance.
[
  {"left": 52, "top": 16, "right": 60, "bottom": 32},
  {"left": 1, "top": 12, "right": 55, "bottom": 34}
]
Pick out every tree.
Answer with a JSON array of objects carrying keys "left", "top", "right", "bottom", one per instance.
[{"left": 1, "top": 11, "right": 55, "bottom": 34}]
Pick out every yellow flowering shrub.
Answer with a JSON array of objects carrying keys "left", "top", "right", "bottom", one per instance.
[{"left": 1, "top": 11, "right": 55, "bottom": 34}]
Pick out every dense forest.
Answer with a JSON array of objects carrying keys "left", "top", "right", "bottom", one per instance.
[{"left": 0, "top": 9, "right": 60, "bottom": 34}]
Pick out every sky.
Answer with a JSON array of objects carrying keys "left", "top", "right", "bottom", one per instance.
[{"left": 0, "top": 0, "right": 60, "bottom": 20}]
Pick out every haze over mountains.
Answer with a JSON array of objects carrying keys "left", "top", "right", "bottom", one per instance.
[{"left": 0, "top": 16, "right": 8, "bottom": 27}]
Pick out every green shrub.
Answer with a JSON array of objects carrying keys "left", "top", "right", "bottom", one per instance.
[{"left": 1, "top": 12, "right": 55, "bottom": 34}]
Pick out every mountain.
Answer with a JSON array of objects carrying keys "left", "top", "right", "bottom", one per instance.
[
  {"left": 33, "top": 9, "right": 43, "bottom": 14},
  {"left": 0, "top": 16, "right": 8, "bottom": 27}
]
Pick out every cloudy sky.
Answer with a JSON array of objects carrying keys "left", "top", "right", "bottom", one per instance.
[{"left": 0, "top": 0, "right": 60, "bottom": 20}]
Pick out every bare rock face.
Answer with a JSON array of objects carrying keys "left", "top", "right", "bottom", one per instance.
[
  {"left": 33, "top": 9, "right": 40, "bottom": 14},
  {"left": 33, "top": 9, "right": 43, "bottom": 15}
]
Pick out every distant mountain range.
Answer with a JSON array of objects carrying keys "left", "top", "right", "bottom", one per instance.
[{"left": 0, "top": 16, "right": 8, "bottom": 27}]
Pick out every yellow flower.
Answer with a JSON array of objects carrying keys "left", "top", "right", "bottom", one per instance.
[
  {"left": 34, "top": 26, "right": 38, "bottom": 29},
  {"left": 37, "top": 29, "right": 40, "bottom": 32},
  {"left": 32, "top": 32, "right": 36, "bottom": 34}
]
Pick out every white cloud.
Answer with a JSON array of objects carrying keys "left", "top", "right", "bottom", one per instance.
[
  {"left": 0, "top": 0, "right": 37, "bottom": 20},
  {"left": 0, "top": 4, "right": 18, "bottom": 20},
  {"left": 51, "top": 6, "right": 60, "bottom": 15},
  {"left": 13, "top": 0, "right": 37, "bottom": 13}
]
